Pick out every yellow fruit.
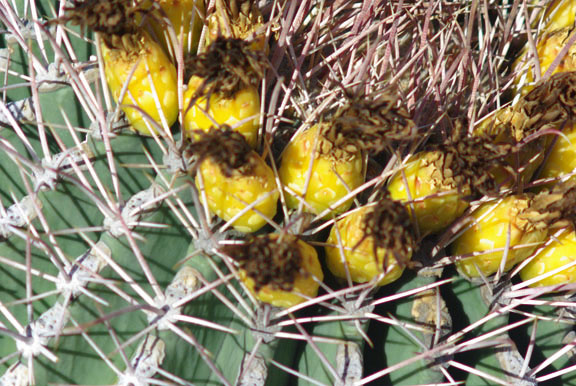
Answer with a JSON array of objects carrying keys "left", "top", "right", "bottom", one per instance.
[
  {"left": 475, "top": 72, "right": 576, "bottom": 186},
  {"left": 63, "top": 0, "right": 179, "bottom": 136},
  {"left": 539, "top": 122, "right": 576, "bottom": 180},
  {"left": 181, "top": 37, "right": 265, "bottom": 147},
  {"left": 453, "top": 195, "right": 548, "bottom": 278},
  {"left": 514, "top": 27, "right": 576, "bottom": 94},
  {"left": 206, "top": 0, "right": 267, "bottom": 52},
  {"left": 183, "top": 76, "right": 260, "bottom": 147},
  {"left": 225, "top": 234, "right": 323, "bottom": 308},
  {"left": 512, "top": 0, "right": 576, "bottom": 94},
  {"left": 541, "top": 0, "right": 576, "bottom": 32},
  {"left": 190, "top": 128, "right": 278, "bottom": 233},
  {"left": 146, "top": 0, "right": 205, "bottom": 58},
  {"left": 518, "top": 179, "right": 576, "bottom": 287},
  {"left": 388, "top": 151, "right": 471, "bottom": 235},
  {"left": 474, "top": 108, "right": 541, "bottom": 187},
  {"left": 196, "top": 155, "right": 277, "bottom": 233},
  {"left": 101, "top": 33, "right": 178, "bottom": 136},
  {"left": 325, "top": 200, "right": 414, "bottom": 286},
  {"left": 388, "top": 132, "right": 510, "bottom": 234},
  {"left": 279, "top": 123, "right": 365, "bottom": 217},
  {"left": 520, "top": 228, "right": 576, "bottom": 287},
  {"left": 279, "top": 92, "right": 416, "bottom": 218}
]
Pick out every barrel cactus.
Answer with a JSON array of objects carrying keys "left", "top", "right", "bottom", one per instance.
[{"left": 1, "top": 1, "right": 576, "bottom": 385}]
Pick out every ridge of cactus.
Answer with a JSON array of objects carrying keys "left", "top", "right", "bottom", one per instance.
[{"left": 3, "top": 1, "right": 576, "bottom": 386}]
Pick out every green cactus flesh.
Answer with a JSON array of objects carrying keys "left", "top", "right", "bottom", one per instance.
[{"left": 3, "top": 1, "right": 576, "bottom": 385}]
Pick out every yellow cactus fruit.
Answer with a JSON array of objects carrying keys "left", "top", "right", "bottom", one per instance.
[
  {"left": 475, "top": 72, "right": 576, "bottom": 186},
  {"left": 514, "top": 27, "right": 576, "bottom": 94},
  {"left": 182, "top": 37, "right": 266, "bottom": 147},
  {"left": 188, "top": 128, "right": 278, "bottom": 233},
  {"left": 325, "top": 199, "right": 415, "bottom": 286},
  {"left": 388, "top": 151, "right": 471, "bottom": 235},
  {"left": 539, "top": 122, "right": 576, "bottom": 180},
  {"left": 520, "top": 229, "right": 576, "bottom": 287},
  {"left": 64, "top": 0, "right": 178, "bottom": 136},
  {"left": 206, "top": 0, "right": 267, "bottom": 52},
  {"left": 279, "top": 122, "right": 365, "bottom": 216},
  {"left": 100, "top": 35, "right": 178, "bottom": 136},
  {"left": 223, "top": 234, "right": 323, "bottom": 308},
  {"left": 480, "top": 72, "right": 576, "bottom": 138},
  {"left": 512, "top": 0, "right": 576, "bottom": 94},
  {"left": 519, "top": 181, "right": 576, "bottom": 287},
  {"left": 145, "top": 0, "right": 205, "bottom": 58},
  {"left": 453, "top": 194, "right": 548, "bottom": 278},
  {"left": 184, "top": 76, "right": 260, "bottom": 147},
  {"left": 541, "top": 0, "right": 576, "bottom": 35},
  {"left": 388, "top": 131, "right": 510, "bottom": 235},
  {"left": 280, "top": 94, "right": 415, "bottom": 217}
]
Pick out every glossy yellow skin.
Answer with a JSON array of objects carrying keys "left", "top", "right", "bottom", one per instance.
[
  {"left": 539, "top": 122, "right": 576, "bottom": 180},
  {"left": 240, "top": 238, "right": 323, "bottom": 308},
  {"left": 515, "top": 27, "right": 576, "bottom": 94},
  {"left": 388, "top": 151, "right": 470, "bottom": 235},
  {"left": 453, "top": 195, "right": 547, "bottom": 278},
  {"left": 325, "top": 206, "right": 411, "bottom": 286},
  {"left": 513, "top": 0, "right": 576, "bottom": 94},
  {"left": 101, "top": 32, "right": 178, "bottom": 136},
  {"left": 183, "top": 76, "right": 260, "bottom": 147},
  {"left": 542, "top": 0, "right": 576, "bottom": 31},
  {"left": 520, "top": 229, "right": 576, "bottom": 287},
  {"left": 279, "top": 124, "right": 365, "bottom": 217},
  {"left": 148, "top": 0, "right": 204, "bottom": 57},
  {"left": 196, "top": 153, "right": 278, "bottom": 233}
]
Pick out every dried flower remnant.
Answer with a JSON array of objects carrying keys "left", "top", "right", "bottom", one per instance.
[
  {"left": 187, "top": 127, "right": 255, "bottom": 177},
  {"left": 476, "top": 72, "right": 576, "bottom": 185},
  {"left": 279, "top": 92, "right": 413, "bottom": 217},
  {"left": 206, "top": 0, "right": 267, "bottom": 52},
  {"left": 522, "top": 180, "right": 576, "bottom": 230},
  {"left": 184, "top": 37, "right": 266, "bottom": 97},
  {"left": 518, "top": 180, "right": 576, "bottom": 289},
  {"left": 62, "top": 0, "right": 147, "bottom": 48},
  {"left": 327, "top": 93, "right": 417, "bottom": 154},
  {"left": 512, "top": 71, "right": 576, "bottom": 137},
  {"left": 224, "top": 234, "right": 323, "bottom": 308}
]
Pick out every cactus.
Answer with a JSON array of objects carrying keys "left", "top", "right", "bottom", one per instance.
[{"left": 2, "top": 1, "right": 576, "bottom": 385}]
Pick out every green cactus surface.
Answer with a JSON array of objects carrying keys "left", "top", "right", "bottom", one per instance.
[{"left": 2, "top": 1, "right": 576, "bottom": 385}]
